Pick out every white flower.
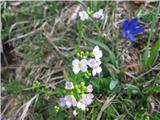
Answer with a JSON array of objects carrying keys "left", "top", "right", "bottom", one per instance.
[
  {"left": 92, "top": 46, "right": 102, "bottom": 61},
  {"left": 73, "top": 110, "right": 78, "bottom": 116},
  {"left": 64, "top": 95, "right": 77, "bottom": 108},
  {"left": 88, "top": 58, "right": 102, "bottom": 76},
  {"left": 87, "top": 84, "right": 93, "bottom": 93},
  {"left": 93, "top": 9, "right": 104, "bottom": 20},
  {"left": 65, "top": 82, "right": 74, "bottom": 90},
  {"left": 77, "top": 101, "right": 86, "bottom": 111},
  {"left": 92, "top": 66, "right": 102, "bottom": 76},
  {"left": 59, "top": 98, "right": 65, "bottom": 107},
  {"left": 82, "top": 93, "right": 94, "bottom": 105},
  {"left": 79, "top": 11, "right": 89, "bottom": 21},
  {"left": 72, "top": 59, "right": 88, "bottom": 74}
]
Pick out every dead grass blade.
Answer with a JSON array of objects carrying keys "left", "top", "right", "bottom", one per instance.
[
  {"left": 17, "top": 94, "right": 39, "bottom": 120},
  {"left": 96, "top": 95, "right": 115, "bottom": 120}
]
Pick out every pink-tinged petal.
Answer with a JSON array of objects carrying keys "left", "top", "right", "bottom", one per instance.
[
  {"left": 72, "top": 66, "right": 80, "bottom": 74},
  {"left": 79, "top": 11, "right": 88, "bottom": 21},
  {"left": 87, "top": 84, "right": 93, "bottom": 93},
  {"left": 66, "top": 101, "right": 72, "bottom": 108},
  {"left": 72, "top": 99, "right": 77, "bottom": 107},
  {"left": 88, "top": 58, "right": 101, "bottom": 68},
  {"left": 93, "top": 46, "right": 99, "bottom": 52},
  {"left": 81, "top": 65, "right": 88, "bottom": 72},
  {"left": 81, "top": 59, "right": 88, "bottom": 72},
  {"left": 72, "top": 59, "right": 80, "bottom": 66},
  {"left": 59, "top": 98, "right": 65, "bottom": 107},
  {"left": 65, "top": 82, "right": 74, "bottom": 89},
  {"left": 73, "top": 110, "right": 77, "bottom": 116},
  {"left": 93, "top": 9, "right": 104, "bottom": 19},
  {"left": 82, "top": 94, "right": 94, "bottom": 105},
  {"left": 77, "top": 101, "right": 86, "bottom": 111},
  {"left": 92, "top": 69, "right": 97, "bottom": 76},
  {"left": 81, "top": 59, "right": 88, "bottom": 66},
  {"left": 93, "top": 46, "right": 103, "bottom": 60},
  {"left": 89, "top": 93, "right": 94, "bottom": 99},
  {"left": 96, "top": 66, "right": 102, "bottom": 74},
  {"left": 64, "top": 95, "right": 77, "bottom": 108}
]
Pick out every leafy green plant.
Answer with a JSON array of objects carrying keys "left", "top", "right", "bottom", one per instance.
[{"left": 5, "top": 80, "right": 22, "bottom": 96}]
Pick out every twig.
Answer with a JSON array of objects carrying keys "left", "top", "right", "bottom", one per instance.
[
  {"left": 138, "top": 63, "right": 160, "bottom": 79},
  {"left": 9, "top": 21, "right": 30, "bottom": 39}
]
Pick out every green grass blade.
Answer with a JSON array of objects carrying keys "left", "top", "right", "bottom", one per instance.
[
  {"left": 145, "top": 35, "right": 160, "bottom": 68},
  {"left": 144, "top": 3, "right": 160, "bottom": 69}
]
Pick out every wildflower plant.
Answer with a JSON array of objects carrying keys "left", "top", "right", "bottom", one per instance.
[{"left": 57, "top": 46, "right": 103, "bottom": 116}]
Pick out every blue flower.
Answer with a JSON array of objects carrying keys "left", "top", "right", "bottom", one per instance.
[
  {"left": 1, "top": 117, "right": 5, "bottom": 120},
  {"left": 122, "top": 18, "right": 144, "bottom": 41}
]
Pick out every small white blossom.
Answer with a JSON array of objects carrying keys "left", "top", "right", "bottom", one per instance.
[
  {"left": 64, "top": 95, "right": 77, "bottom": 108},
  {"left": 65, "top": 82, "right": 74, "bottom": 90},
  {"left": 93, "top": 9, "right": 104, "bottom": 20},
  {"left": 88, "top": 58, "right": 102, "bottom": 76},
  {"left": 72, "top": 59, "right": 88, "bottom": 74},
  {"left": 73, "top": 110, "right": 78, "bottom": 116},
  {"left": 92, "top": 66, "right": 102, "bottom": 76},
  {"left": 59, "top": 98, "right": 65, "bottom": 107},
  {"left": 79, "top": 11, "right": 89, "bottom": 21},
  {"left": 82, "top": 93, "right": 94, "bottom": 105},
  {"left": 77, "top": 101, "right": 86, "bottom": 111},
  {"left": 92, "top": 46, "right": 103, "bottom": 61},
  {"left": 87, "top": 84, "right": 93, "bottom": 93}
]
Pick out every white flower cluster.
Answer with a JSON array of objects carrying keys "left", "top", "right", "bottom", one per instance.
[
  {"left": 79, "top": 9, "right": 104, "bottom": 21},
  {"left": 59, "top": 82, "right": 94, "bottom": 116},
  {"left": 72, "top": 46, "right": 103, "bottom": 76}
]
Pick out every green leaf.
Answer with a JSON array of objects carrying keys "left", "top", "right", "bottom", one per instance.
[
  {"left": 109, "top": 80, "right": 118, "bottom": 90},
  {"left": 126, "top": 84, "right": 140, "bottom": 94},
  {"left": 34, "top": 113, "right": 44, "bottom": 120}
]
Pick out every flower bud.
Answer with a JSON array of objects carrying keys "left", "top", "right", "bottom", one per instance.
[
  {"left": 81, "top": 82, "right": 85, "bottom": 86},
  {"left": 86, "top": 108, "right": 89, "bottom": 111}
]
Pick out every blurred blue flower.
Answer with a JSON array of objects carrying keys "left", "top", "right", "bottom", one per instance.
[
  {"left": 1, "top": 117, "right": 5, "bottom": 120},
  {"left": 122, "top": 18, "right": 144, "bottom": 41}
]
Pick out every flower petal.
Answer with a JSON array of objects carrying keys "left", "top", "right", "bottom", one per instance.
[
  {"left": 81, "top": 65, "right": 88, "bottom": 72},
  {"left": 87, "top": 84, "right": 93, "bottom": 93},
  {"left": 81, "top": 59, "right": 88, "bottom": 66},
  {"left": 73, "top": 66, "right": 80, "bottom": 74},
  {"left": 122, "top": 20, "right": 129, "bottom": 30},
  {"left": 131, "top": 27, "right": 144, "bottom": 35},
  {"left": 72, "top": 59, "right": 79, "bottom": 66},
  {"left": 92, "top": 69, "right": 97, "bottom": 76},
  {"left": 96, "top": 66, "right": 102, "bottom": 74},
  {"left": 130, "top": 18, "right": 139, "bottom": 28},
  {"left": 128, "top": 33, "right": 137, "bottom": 41},
  {"left": 122, "top": 30, "right": 127, "bottom": 37}
]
